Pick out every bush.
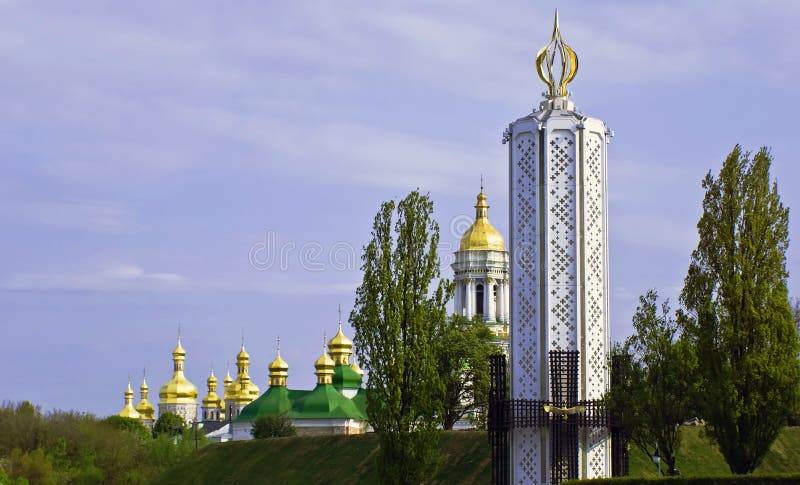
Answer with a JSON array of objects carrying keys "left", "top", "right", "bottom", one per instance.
[
  {"left": 152, "top": 412, "right": 186, "bottom": 438},
  {"left": 0, "top": 401, "right": 205, "bottom": 484},
  {"left": 251, "top": 414, "right": 296, "bottom": 439}
]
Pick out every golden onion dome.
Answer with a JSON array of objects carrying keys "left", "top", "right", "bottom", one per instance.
[
  {"left": 135, "top": 377, "right": 156, "bottom": 420},
  {"left": 328, "top": 327, "right": 353, "bottom": 351},
  {"left": 159, "top": 339, "right": 199, "bottom": 405},
  {"left": 118, "top": 382, "right": 141, "bottom": 419},
  {"left": 172, "top": 340, "right": 186, "bottom": 358},
  {"left": 269, "top": 354, "right": 289, "bottom": 372},
  {"left": 314, "top": 350, "right": 335, "bottom": 385},
  {"left": 203, "top": 370, "right": 224, "bottom": 409},
  {"left": 237, "top": 344, "right": 249, "bottom": 362},
  {"left": 459, "top": 191, "right": 506, "bottom": 251},
  {"left": 314, "top": 352, "right": 335, "bottom": 369}
]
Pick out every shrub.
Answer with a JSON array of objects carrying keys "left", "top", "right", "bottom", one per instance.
[{"left": 251, "top": 414, "right": 296, "bottom": 439}]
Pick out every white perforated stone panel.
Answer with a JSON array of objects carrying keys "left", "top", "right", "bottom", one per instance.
[
  {"left": 582, "top": 130, "right": 608, "bottom": 401},
  {"left": 509, "top": 110, "right": 611, "bottom": 484}
]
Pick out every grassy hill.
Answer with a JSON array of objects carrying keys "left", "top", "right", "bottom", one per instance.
[{"left": 155, "top": 427, "right": 800, "bottom": 484}]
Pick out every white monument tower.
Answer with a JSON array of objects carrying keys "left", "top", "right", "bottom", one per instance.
[{"left": 506, "top": 11, "right": 611, "bottom": 484}]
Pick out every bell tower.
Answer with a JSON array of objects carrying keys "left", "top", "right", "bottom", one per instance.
[{"left": 452, "top": 186, "right": 510, "bottom": 348}]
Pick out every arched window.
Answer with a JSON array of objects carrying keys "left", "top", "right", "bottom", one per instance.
[{"left": 476, "top": 284, "right": 484, "bottom": 316}]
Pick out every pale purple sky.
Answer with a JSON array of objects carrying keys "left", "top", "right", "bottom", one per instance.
[{"left": 1, "top": 1, "right": 798, "bottom": 416}]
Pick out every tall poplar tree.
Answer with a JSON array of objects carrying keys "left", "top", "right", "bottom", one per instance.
[
  {"left": 350, "top": 190, "right": 451, "bottom": 485},
  {"left": 680, "top": 145, "right": 799, "bottom": 474}
]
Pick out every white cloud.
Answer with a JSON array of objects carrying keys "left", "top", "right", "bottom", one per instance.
[{"left": 3, "top": 264, "right": 185, "bottom": 291}]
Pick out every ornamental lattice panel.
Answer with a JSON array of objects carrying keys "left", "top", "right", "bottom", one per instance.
[
  {"left": 511, "top": 131, "right": 540, "bottom": 401},
  {"left": 546, "top": 130, "right": 577, "bottom": 352}
]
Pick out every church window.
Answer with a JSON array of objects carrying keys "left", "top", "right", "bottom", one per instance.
[{"left": 476, "top": 284, "right": 484, "bottom": 316}]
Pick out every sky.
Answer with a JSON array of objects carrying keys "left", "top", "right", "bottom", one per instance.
[{"left": 1, "top": 0, "right": 799, "bottom": 417}]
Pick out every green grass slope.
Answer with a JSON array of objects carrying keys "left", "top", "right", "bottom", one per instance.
[
  {"left": 154, "top": 431, "right": 489, "bottom": 485},
  {"left": 629, "top": 427, "right": 800, "bottom": 477},
  {"left": 155, "top": 427, "right": 800, "bottom": 484}
]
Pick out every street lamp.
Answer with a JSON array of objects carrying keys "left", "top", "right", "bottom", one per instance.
[{"left": 651, "top": 448, "right": 661, "bottom": 476}]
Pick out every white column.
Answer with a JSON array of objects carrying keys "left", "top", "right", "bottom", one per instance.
[
  {"left": 465, "top": 278, "right": 473, "bottom": 318},
  {"left": 486, "top": 278, "right": 495, "bottom": 322},
  {"left": 503, "top": 279, "right": 510, "bottom": 322},
  {"left": 497, "top": 279, "right": 505, "bottom": 322}
]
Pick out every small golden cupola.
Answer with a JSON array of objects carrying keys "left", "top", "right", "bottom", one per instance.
[
  {"left": 203, "top": 370, "right": 224, "bottom": 408},
  {"left": 118, "top": 381, "right": 141, "bottom": 419},
  {"left": 328, "top": 304, "right": 354, "bottom": 366},
  {"left": 135, "top": 373, "right": 156, "bottom": 423},
  {"left": 234, "top": 340, "right": 260, "bottom": 400},
  {"left": 314, "top": 334, "right": 335, "bottom": 385},
  {"left": 459, "top": 188, "right": 506, "bottom": 251},
  {"left": 223, "top": 365, "right": 234, "bottom": 400},
  {"left": 268, "top": 336, "right": 289, "bottom": 387},
  {"left": 158, "top": 337, "right": 199, "bottom": 405},
  {"left": 202, "top": 369, "right": 225, "bottom": 421}
]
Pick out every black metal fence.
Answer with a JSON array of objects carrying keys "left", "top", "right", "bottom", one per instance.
[{"left": 487, "top": 351, "right": 629, "bottom": 485}]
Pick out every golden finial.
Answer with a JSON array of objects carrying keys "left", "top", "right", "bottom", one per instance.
[
  {"left": 276, "top": 335, "right": 281, "bottom": 356},
  {"left": 536, "top": 9, "right": 579, "bottom": 98}
]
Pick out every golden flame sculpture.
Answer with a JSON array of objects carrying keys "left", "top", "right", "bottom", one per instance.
[{"left": 536, "top": 9, "right": 579, "bottom": 98}]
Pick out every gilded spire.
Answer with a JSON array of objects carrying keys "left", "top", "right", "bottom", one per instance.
[{"left": 536, "top": 9, "right": 579, "bottom": 98}]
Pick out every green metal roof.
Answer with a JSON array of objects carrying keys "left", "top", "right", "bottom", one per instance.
[
  {"left": 235, "top": 384, "right": 367, "bottom": 422},
  {"left": 290, "top": 384, "right": 367, "bottom": 420},
  {"left": 332, "top": 364, "right": 363, "bottom": 390}
]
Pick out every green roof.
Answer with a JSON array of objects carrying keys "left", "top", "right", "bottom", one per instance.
[
  {"left": 291, "top": 384, "right": 367, "bottom": 420},
  {"left": 236, "top": 386, "right": 306, "bottom": 422},
  {"left": 235, "top": 384, "right": 367, "bottom": 422},
  {"left": 332, "top": 364, "right": 363, "bottom": 390}
]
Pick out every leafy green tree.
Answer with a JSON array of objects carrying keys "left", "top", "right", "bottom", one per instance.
[
  {"left": 437, "top": 315, "right": 495, "bottom": 430},
  {"left": 609, "top": 290, "right": 697, "bottom": 476},
  {"left": 680, "top": 145, "right": 800, "bottom": 474},
  {"left": 102, "top": 415, "right": 149, "bottom": 439},
  {"left": 251, "top": 414, "right": 297, "bottom": 439},
  {"left": 351, "top": 190, "right": 451, "bottom": 485},
  {"left": 152, "top": 412, "right": 186, "bottom": 438},
  {"left": 791, "top": 297, "right": 800, "bottom": 336}
]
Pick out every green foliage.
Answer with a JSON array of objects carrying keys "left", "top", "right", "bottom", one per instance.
[
  {"left": 152, "top": 412, "right": 186, "bottom": 438},
  {"left": 609, "top": 290, "right": 698, "bottom": 475},
  {"left": 680, "top": 145, "right": 800, "bottom": 474},
  {"left": 0, "top": 401, "right": 203, "bottom": 484},
  {"left": 102, "top": 415, "right": 150, "bottom": 439},
  {"left": 250, "top": 414, "right": 297, "bottom": 439},
  {"left": 436, "top": 314, "right": 496, "bottom": 430},
  {"left": 351, "top": 190, "right": 452, "bottom": 485}
]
